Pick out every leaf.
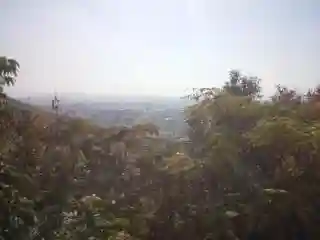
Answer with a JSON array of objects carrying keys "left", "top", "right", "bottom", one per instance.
[
  {"left": 225, "top": 210, "right": 240, "bottom": 218},
  {"left": 225, "top": 192, "right": 241, "bottom": 198},
  {"left": 263, "top": 188, "right": 288, "bottom": 194}
]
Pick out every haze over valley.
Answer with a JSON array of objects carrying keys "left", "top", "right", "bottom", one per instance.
[{"left": 18, "top": 93, "right": 190, "bottom": 138}]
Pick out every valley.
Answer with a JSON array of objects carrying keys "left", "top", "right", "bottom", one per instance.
[{"left": 18, "top": 94, "right": 190, "bottom": 138}]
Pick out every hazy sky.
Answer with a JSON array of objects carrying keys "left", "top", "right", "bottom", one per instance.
[{"left": 1, "top": 0, "right": 319, "bottom": 97}]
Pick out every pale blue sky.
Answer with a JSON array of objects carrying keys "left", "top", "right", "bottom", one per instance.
[{"left": 0, "top": 0, "right": 319, "bottom": 97}]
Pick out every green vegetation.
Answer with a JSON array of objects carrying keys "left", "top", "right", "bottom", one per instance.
[{"left": 2, "top": 57, "right": 320, "bottom": 239}]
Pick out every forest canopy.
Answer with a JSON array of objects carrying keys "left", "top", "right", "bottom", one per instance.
[{"left": 1, "top": 57, "right": 320, "bottom": 239}]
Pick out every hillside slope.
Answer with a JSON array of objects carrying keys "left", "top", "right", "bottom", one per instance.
[{"left": 6, "top": 97, "right": 57, "bottom": 126}]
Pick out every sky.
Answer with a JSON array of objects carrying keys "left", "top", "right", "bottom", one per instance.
[{"left": 0, "top": 0, "right": 319, "bottom": 97}]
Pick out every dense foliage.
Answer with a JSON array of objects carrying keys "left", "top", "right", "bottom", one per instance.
[{"left": 1, "top": 58, "right": 320, "bottom": 239}]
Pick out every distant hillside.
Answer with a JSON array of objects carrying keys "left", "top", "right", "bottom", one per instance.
[
  {"left": 6, "top": 97, "right": 56, "bottom": 126},
  {"left": 7, "top": 97, "right": 37, "bottom": 111},
  {"left": 17, "top": 95, "right": 189, "bottom": 137}
]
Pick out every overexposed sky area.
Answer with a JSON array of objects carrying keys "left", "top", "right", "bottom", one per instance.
[{"left": 1, "top": 0, "right": 319, "bottom": 97}]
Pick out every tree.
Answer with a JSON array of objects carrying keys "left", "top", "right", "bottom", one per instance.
[
  {"left": 0, "top": 56, "right": 20, "bottom": 88},
  {"left": 182, "top": 69, "right": 320, "bottom": 239}
]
